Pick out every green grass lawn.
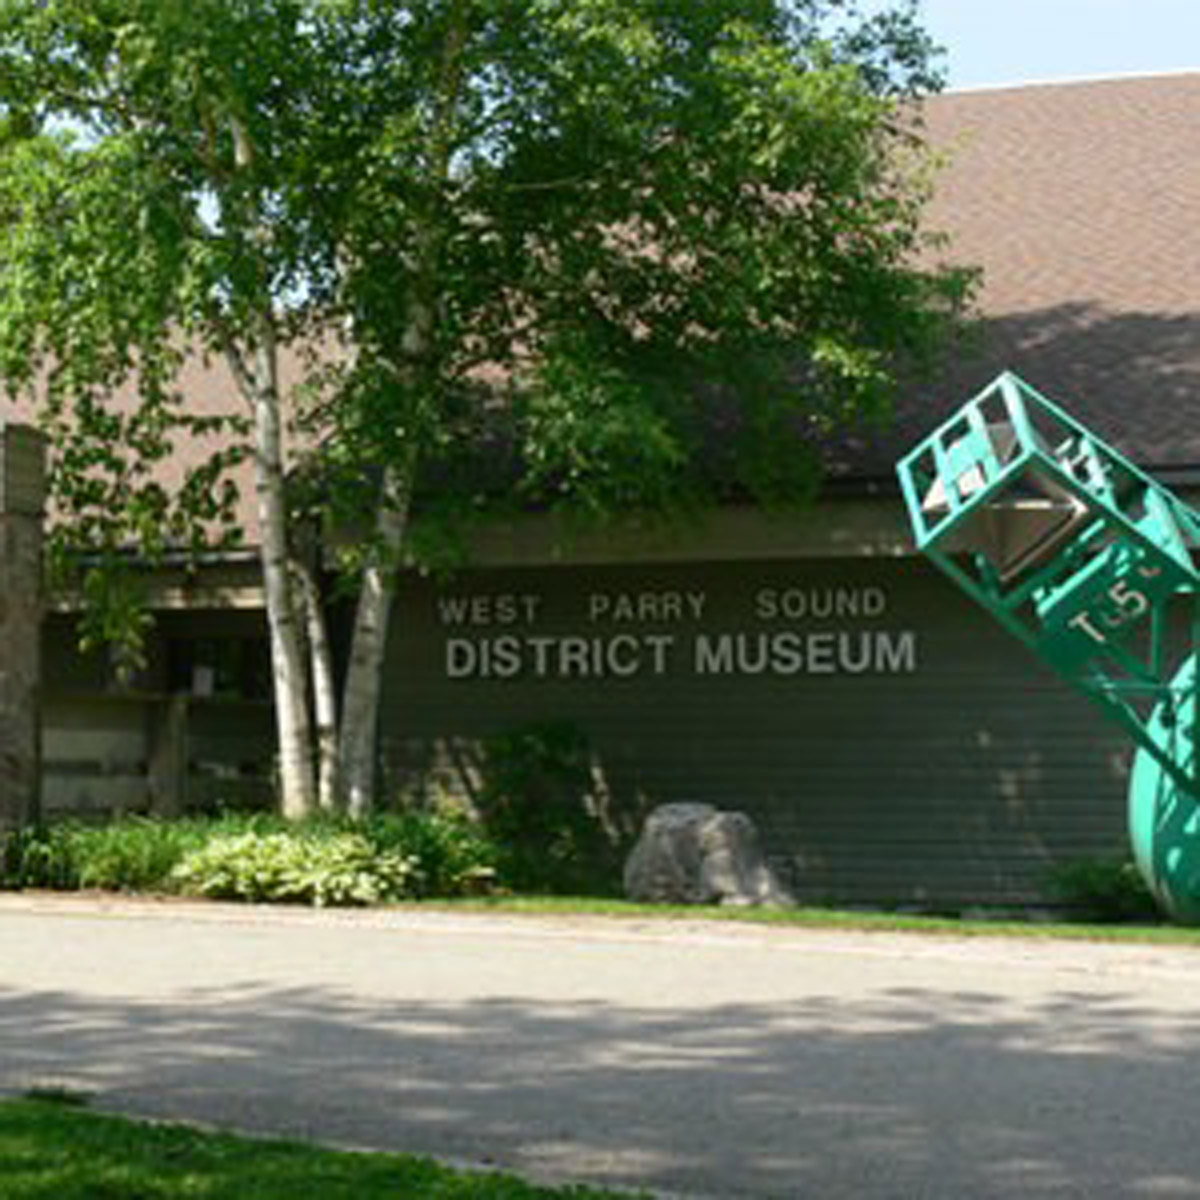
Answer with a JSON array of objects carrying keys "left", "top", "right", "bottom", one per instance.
[
  {"left": 0, "top": 1097, "right": 635, "bottom": 1200},
  {"left": 410, "top": 894, "right": 1200, "bottom": 945}
]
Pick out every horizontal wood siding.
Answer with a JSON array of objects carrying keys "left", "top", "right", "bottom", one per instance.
[
  {"left": 43, "top": 696, "right": 149, "bottom": 817},
  {"left": 380, "top": 556, "right": 1131, "bottom": 908},
  {"left": 186, "top": 699, "right": 275, "bottom": 811},
  {"left": 40, "top": 609, "right": 275, "bottom": 818},
  {"left": 42, "top": 693, "right": 274, "bottom": 819}
]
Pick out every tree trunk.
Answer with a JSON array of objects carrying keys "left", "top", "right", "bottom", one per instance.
[
  {"left": 337, "top": 465, "right": 412, "bottom": 817},
  {"left": 219, "top": 116, "right": 317, "bottom": 820},
  {"left": 294, "top": 560, "right": 339, "bottom": 811},
  {"left": 227, "top": 331, "right": 317, "bottom": 820},
  {"left": 334, "top": 9, "right": 464, "bottom": 817}
]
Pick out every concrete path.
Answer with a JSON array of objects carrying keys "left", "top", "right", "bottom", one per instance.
[{"left": 3, "top": 895, "right": 1200, "bottom": 1198}]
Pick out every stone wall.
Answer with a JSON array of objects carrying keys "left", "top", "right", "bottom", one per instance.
[{"left": 0, "top": 426, "right": 44, "bottom": 827}]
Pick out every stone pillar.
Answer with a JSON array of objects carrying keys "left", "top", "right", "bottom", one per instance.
[{"left": 0, "top": 425, "right": 45, "bottom": 829}]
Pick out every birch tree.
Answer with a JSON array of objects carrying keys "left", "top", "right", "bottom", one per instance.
[
  {"left": 0, "top": 0, "right": 972, "bottom": 818},
  {"left": 0, "top": 0, "right": 331, "bottom": 815}
]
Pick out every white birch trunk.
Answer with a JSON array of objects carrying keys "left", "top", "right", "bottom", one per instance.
[
  {"left": 294, "top": 560, "right": 339, "bottom": 811},
  {"left": 226, "top": 331, "right": 317, "bottom": 820},
  {"left": 337, "top": 465, "right": 411, "bottom": 818},
  {"left": 219, "top": 116, "right": 317, "bottom": 819}
]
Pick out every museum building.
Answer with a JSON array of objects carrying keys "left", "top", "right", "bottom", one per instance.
[{"left": 33, "top": 72, "right": 1200, "bottom": 909}]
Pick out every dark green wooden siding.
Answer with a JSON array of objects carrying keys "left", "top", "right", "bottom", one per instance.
[
  {"left": 41, "top": 611, "right": 274, "bottom": 817},
  {"left": 381, "top": 555, "right": 1130, "bottom": 908}
]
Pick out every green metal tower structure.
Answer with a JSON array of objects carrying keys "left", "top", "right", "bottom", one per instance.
[{"left": 896, "top": 371, "right": 1200, "bottom": 921}]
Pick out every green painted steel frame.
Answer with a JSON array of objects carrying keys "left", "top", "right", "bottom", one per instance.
[{"left": 896, "top": 371, "right": 1200, "bottom": 794}]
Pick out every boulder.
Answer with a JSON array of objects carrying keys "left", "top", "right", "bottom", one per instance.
[{"left": 623, "top": 802, "right": 793, "bottom": 907}]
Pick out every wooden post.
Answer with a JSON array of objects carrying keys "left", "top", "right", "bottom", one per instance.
[
  {"left": 148, "top": 692, "right": 189, "bottom": 817},
  {"left": 0, "top": 425, "right": 45, "bottom": 829}
]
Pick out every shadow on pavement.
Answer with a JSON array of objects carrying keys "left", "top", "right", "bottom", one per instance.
[{"left": 3, "top": 975, "right": 1200, "bottom": 1197}]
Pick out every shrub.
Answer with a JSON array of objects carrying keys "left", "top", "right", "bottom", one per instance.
[
  {"left": 1, "top": 824, "right": 81, "bottom": 891},
  {"left": 171, "top": 831, "right": 418, "bottom": 907},
  {"left": 67, "top": 819, "right": 208, "bottom": 892},
  {"left": 360, "top": 811, "right": 498, "bottom": 898},
  {"left": 476, "top": 722, "right": 624, "bottom": 896},
  {"left": 1, "top": 818, "right": 212, "bottom": 893},
  {"left": 1048, "top": 856, "right": 1161, "bottom": 922},
  {"left": 0, "top": 809, "right": 499, "bottom": 905}
]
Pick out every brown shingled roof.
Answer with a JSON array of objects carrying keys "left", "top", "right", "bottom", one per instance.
[{"left": 849, "top": 72, "right": 1200, "bottom": 481}]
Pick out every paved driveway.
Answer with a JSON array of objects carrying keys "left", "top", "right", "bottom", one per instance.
[{"left": 3, "top": 895, "right": 1200, "bottom": 1198}]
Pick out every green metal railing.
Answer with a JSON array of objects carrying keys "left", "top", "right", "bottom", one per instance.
[{"left": 897, "top": 371, "right": 1200, "bottom": 920}]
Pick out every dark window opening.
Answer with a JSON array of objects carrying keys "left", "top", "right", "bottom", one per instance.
[{"left": 168, "top": 637, "right": 272, "bottom": 700}]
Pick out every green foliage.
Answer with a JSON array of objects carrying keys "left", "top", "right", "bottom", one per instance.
[
  {"left": 360, "top": 810, "right": 500, "bottom": 898},
  {"left": 1, "top": 825, "right": 74, "bottom": 891},
  {"left": 0, "top": 818, "right": 213, "bottom": 892},
  {"left": 0, "top": 0, "right": 972, "bottom": 816},
  {"left": 171, "top": 830, "right": 418, "bottom": 907},
  {"left": 0, "top": 0, "right": 971, "bottom": 554},
  {"left": 0, "top": 1099, "right": 637, "bottom": 1199},
  {"left": 0, "top": 810, "right": 500, "bottom": 904},
  {"left": 1048, "top": 856, "right": 1161, "bottom": 923},
  {"left": 310, "top": 0, "right": 972, "bottom": 528},
  {"left": 476, "top": 722, "right": 626, "bottom": 896}
]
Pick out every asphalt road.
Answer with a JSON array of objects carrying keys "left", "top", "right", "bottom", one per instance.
[{"left": 4, "top": 895, "right": 1200, "bottom": 1198}]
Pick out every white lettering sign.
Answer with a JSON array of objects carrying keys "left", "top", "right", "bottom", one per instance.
[
  {"left": 587, "top": 590, "right": 707, "bottom": 622},
  {"left": 445, "top": 634, "right": 677, "bottom": 680},
  {"left": 754, "top": 586, "right": 887, "bottom": 620},
  {"left": 446, "top": 630, "right": 916, "bottom": 680},
  {"left": 1063, "top": 565, "right": 1162, "bottom": 646},
  {"left": 435, "top": 583, "right": 917, "bottom": 681},
  {"left": 438, "top": 593, "right": 542, "bottom": 626},
  {"left": 693, "top": 631, "right": 916, "bottom": 676}
]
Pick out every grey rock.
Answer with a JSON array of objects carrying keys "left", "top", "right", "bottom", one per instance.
[{"left": 624, "top": 802, "right": 793, "bottom": 907}]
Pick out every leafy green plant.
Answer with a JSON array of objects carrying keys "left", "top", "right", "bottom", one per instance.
[
  {"left": 171, "top": 831, "right": 417, "bottom": 907},
  {"left": 1, "top": 825, "right": 77, "bottom": 890},
  {"left": 476, "top": 722, "right": 624, "bottom": 896},
  {"left": 1, "top": 818, "right": 208, "bottom": 892},
  {"left": 0, "top": 810, "right": 498, "bottom": 904},
  {"left": 361, "top": 810, "right": 498, "bottom": 898},
  {"left": 1048, "top": 856, "right": 1161, "bottom": 923},
  {"left": 67, "top": 819, "right": 201, "bottom": 892}
]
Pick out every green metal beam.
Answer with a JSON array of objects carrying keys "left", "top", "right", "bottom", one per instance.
[{"left": 896, "top": 371, "right": 1200, "bottom": 920}]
